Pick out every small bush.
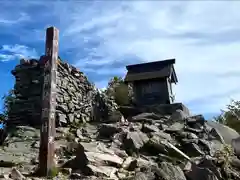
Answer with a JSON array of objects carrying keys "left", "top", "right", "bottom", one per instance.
[
  {"left": 114, "top": 83, "right": 129, "bottom": 105},
  {"left": 214, "top": 143, "right": 234, "bottom": 169},
  {"left": 48, "top": 166, "right": 59, "bottom": 178},
  {"left": 2, "top": 89, "right": 15, "bottom": 117},
  {"left": 214, "top": 100, "right": 240, "bottom": 133},
  {"left": 106, "top": 76, "right": 130, "bottom": 106}
]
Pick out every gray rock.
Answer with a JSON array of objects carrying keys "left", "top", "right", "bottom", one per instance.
[
  {"left": 122, "top": 157, "right": 137, "bottom": 171},
  {"left": 68, "top": 114, "right": 75, "bottom": 124},
  {"left": 98, "top": 124, "right": 120, "bottom": 138},
  {"left": 206, "top": 121, "right": 239, "bottom": 144},
  {"left": 171, "top": 109, "right": 188, "bottom": 121},
  {"left": 184, "top": 163, "right": 219, "bottom": 180},
  {"left": 57, "top": 113, "right": 67, "bottom": 124},
  {"left": 155, "top": 162, "right": 186, "bottom": 180},
  {"left": 131, "top": 113, "right": 161, "bottom": 123},
  {"left": 10, "top": 168, "right": 25, "bottom": 180},
  {"left": 133, "top": 172, "right": 155, "bottom": 180},
  {"left": 87, "top": 164, "right": 118, "bottom": 178},
  {"left": 231, "top": 136, "right": 240, "bottom": 156},
  {"left": 230, "top": 156, "right": 240, "bottom": 170},
  {"left": 124, "top": 131, "right": 149, "bottom": 153},
  {"left": 165, "top": 122, "right": 184, "bottom": 133},
  {"left": 181, "top": 142, "right": 205, "bottom": 157},
  {"left": 186, "top": 115, "right": 205, "bottom": 129},
  {"left": 142, "top": 124, "right": 159, "bottom": 133},
  {"left": 198, "top": 157, "right": 222, "bottom": 179}
]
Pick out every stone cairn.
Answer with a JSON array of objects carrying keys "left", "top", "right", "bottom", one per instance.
[
  {"left": 9, "top": 59, "right": 43, "bottom": 126},
  {"left": 8, "top": 58, "right": 118, "bottom": 127}
]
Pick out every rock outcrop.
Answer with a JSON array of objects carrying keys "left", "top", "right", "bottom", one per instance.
[{"left": 1, "top": 110, "right": 240, "bottom": 179}]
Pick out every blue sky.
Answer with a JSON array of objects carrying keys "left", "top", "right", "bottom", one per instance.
[{"left": 0, "top": 1, "right": 240, "bottom": 119}]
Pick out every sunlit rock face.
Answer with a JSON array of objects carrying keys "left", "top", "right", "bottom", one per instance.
[{"left": 205, "top": 120, "right": 239, "bottom": 144}]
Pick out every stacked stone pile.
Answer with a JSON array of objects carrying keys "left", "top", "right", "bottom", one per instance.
[
  {"left": 55, "top": 60, "right": 97, "bottom": 126},
  {"left": 8, "top": 58, "right": 119, "bottom": 127},
  {"left": 55, "top": 60, "right": 119, "bottom": 126},
  {"left": 8, "top": 59, "right": 43, "bottom": 126}
]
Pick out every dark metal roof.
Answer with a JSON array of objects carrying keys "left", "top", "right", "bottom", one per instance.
[
  {"left": 126, "top": 59, "right": 175, "bottom": 72},
  {"left": 124, "top": 59, "right": 178, "bottom": 83}
]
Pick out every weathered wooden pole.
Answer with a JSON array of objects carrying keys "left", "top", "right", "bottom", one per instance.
[{"left": 38, "top": 26, "right": 59, "bottom": 177}]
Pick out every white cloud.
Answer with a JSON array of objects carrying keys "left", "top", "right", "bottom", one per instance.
[
  {"left": 1, "top": 1, "right": 240, "bottom": 115},
  {"left": 0, "top": 44, "right": 38, "bottom": 62},
  {"left": 0, "top": 13, "right": 30, "bottom": 25},
  {"left": 51, "top": 1, "right": 240, "bottom": 115}
]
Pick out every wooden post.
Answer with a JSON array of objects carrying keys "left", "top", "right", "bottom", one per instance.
[{"left": 38, "top": 27, "right": 59, "bottom": 177}]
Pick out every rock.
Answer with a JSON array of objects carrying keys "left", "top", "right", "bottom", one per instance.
[
  {"left": 133, "top": 172, "right": 155, "bottom": 180},
  {"left": 171, "top": 109, "right": 188, "bottom": 121},
  {"left": 107, "top": 111, "right": 123, "bottom": 122},
  {"left": 31, "top": 141, "right": 40, "bottom": 148},
  {"left": 131, "top": 113, "right": 161, "bottom": 123},
  {"left": 151, "top": 131, "right": 172, "bottom": 141},
  {"left": 10, "top": 168, "right": 25, "bottom": 180},
  {"left": 87, "top": 164, "right": 118, "bottom": 179},
  {"left": 184, "top": 163, "right": 219, "bottom": 180},
  {"left": 64, "top": 143, "right": 123, "bottom": 174},
  {"left": 187, "top": 132, "right": 199, "bottom": 139},
  {"left": 70, "top": 173, "right": 82, "bottom": 179},
  {"left": 198, "top": 139, "right": 224, "bottom": 156},
  {"left": 122, "top": 157, "right": 137, "bottom": 171},
  {"left": 165, "top": 122, "right": 184, "bottom": 133},
  {"left": 155, "top": 162, "right": 186, "bottom": 180},
  {"left": 57, "top": 113, "right": 67, "bottom": 125},
  {"left": 0, "top": 161, "right": 17, "bottom": 167},
  {"left": 98, "top": 124, "right": 120, "bottom": 138},
  {"left": 146, "top": 136, "right": 169, "bottom": 155},
  {"left": 123, "top": 131, "right": 149, "bottom": 154},
  {"left": 141, "top": 124, "right": 159, "bottom": 133},
  {"left": 68, "top": 114, "right": 75, "bottom": 123},
  {"left": 85, "top": 151, "right": 123, "bottom": 166},
  {"left": 231, "top": 136, "right": 240, "bottom": 156},
  {"left": 186, "top": 115, "right": 205, "bottom": 129},
  {"left": 209, "top": 128, "right": 225, "bottom": 144},
  {"left": 181, "top": 142, "right": 205, "bottom": 157},
  {"left": 137, "top": 158, "right": 157, "bottom": 169},
  {"left": 197, "top": 157, "right": 222, "bottom": 179},
  {"left": 206, "top": 121, "right": 239, "bottom": 144},
  {"left": 230, "top": 156, "right": 240, "bottom": 169}
]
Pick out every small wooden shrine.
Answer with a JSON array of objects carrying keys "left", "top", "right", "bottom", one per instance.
[{"left": 124, "top": 59, "right": 178, "bottom": 106}]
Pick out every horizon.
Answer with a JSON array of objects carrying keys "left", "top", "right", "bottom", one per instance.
[{"left": 0, "top": 1, "right": 240, "bottom": 120}]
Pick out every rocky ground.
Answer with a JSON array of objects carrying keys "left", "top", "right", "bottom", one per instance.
[{"left": 1, "top": 110, "right": 240, "bottom": 180}]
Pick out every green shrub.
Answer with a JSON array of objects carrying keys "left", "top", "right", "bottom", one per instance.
[
  {"left": 114, "top": 83, "right": 129, "bottom": 105},
  {"left": 106, "top": 76, "right": 130, "bottom": 106},
  {"left": 48, "top": 166, "right": 59, "bottom": 178},
  {"left": 2, "top": 89, "right": 15, "bottom": 117},
  {"left": 214, "top": 100, "right": 240, "bottom": 133},
  {"left": 214, "top": 143, "right": 234, "bottom": 168}
]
